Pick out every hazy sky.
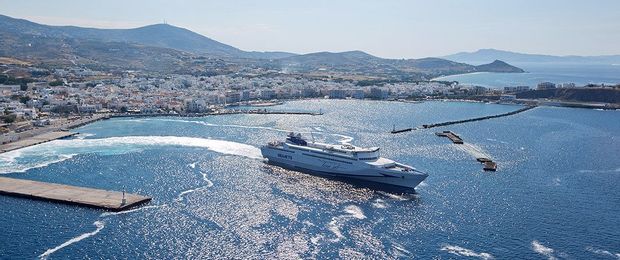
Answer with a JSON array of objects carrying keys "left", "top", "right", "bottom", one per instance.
[{"left": 1, "top": 0, "right": 619, "bottom": 58}]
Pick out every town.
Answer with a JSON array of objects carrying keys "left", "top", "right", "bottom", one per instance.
[{"left": 1, "top": 62, "right": 619, "bottom": 145}]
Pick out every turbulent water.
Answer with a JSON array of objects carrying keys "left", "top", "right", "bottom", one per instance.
[{"left": 1, "top": 100, "right": 619, "bottom": 259}]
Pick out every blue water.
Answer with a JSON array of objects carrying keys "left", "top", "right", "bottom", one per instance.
[
  {"left": 434, "top": 63, "right": 620, "bottom": 88},
  {"left": 1, "top": 100, "right": 619, "bottom": 259}
]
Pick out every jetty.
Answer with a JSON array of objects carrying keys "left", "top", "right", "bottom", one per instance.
[
  {"left": 0, "top": 131, "right": 76, "bottom": 153},
  {"left": 435, "top": 131, "right": 498, "bottom": 172},
  {"left": 0, "top": 177, "right": 151, "bottom": 211},
  {"left": 421, "top": 106, "right": 536, "bottom": 129}
]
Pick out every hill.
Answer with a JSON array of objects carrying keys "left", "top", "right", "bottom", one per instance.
[
  {"left": 443, "top": 48, "right": 620, "bottom": 65},
  {"left": 278, "top": 51, "right": 523, "bottom": 79},
  {"left": 0, "top": 14, "right": 524, "bottom": 79},
  {"left": 0, "top": 14, "right": 296, "bottom": 59},
  {"left": 474, "top": 60, "right": 524, "bottom": 73}
]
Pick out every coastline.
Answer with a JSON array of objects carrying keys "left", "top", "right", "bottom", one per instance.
[
  {"left": 0, "top": 109, "right": 322, "bottom": 154},
  {"left": 0, "top": 114, "right": 110, "bottom": 154},
  {"left": 431, "top": 71, "right": 490, "bottom": 81},
  {"left": 1, "top": 98, "right": 616, "bottom": 155}
]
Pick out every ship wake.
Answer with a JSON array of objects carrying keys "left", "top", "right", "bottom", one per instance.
[{"left": 0, "top": 136, "right": 262, "bottom": 174}]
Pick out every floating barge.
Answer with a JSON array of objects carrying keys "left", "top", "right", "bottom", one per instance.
[
  {"left": 483, "top": 161, "right": 497, "bottom": 171},
  {"left": 435, "top": 131, "right": 464, "bottom": 144},
  {"left": 0, "top": 177, "right": 151, "bottom": 211}
]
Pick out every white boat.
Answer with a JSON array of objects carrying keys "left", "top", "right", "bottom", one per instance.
[{"left": 261, "top": 132, "right": 428, "bottom": 192}]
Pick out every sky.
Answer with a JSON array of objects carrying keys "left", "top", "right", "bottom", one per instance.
[{"left": 1, "top": 0, "right": 619, "bottom": 59}]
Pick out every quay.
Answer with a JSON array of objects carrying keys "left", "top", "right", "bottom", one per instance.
[
  {"left": 421, "top": 106, "right": 537, "bottom": 129},
  {"left": 0, "top": 177, "right": 151, "bottom": 211},
  {"left": 0, "top": 131, "right": 76, "bottom": 153},
  {"left": 111, "top": 109, "right": 323, "bottom": 118}
]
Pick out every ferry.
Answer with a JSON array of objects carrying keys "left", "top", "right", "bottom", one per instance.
[{"left": 261, "top": 133, "right": 428, "bottom": 192}]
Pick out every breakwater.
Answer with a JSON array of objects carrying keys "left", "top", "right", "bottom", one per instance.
[{"left": 421, "top": 106, "right": 536, "bottom": 129}]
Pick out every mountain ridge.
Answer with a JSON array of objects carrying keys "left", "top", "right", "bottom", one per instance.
[
  {"left": 0, "top": 14, "right": 524, "bottom": 78},
  {"left": 0, "top": 14, "right": 296, "bottom": 59}
]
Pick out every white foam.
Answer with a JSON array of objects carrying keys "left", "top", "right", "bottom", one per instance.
[
  {"left": 176, "top": 189, "right": 198, "bottom": 202},
  {"left": 0, "top": 152, "right": 77, "bottom": 174},
  {"left": 453, "top": 143, "right": 492, "bottom": 159},
  {"left": 75, "top": 133, "right": 95, "bottom": 139},
  {"left": 377, "top": 191, "right": 411, "bottom": 201},
  {"left": 440, "top": 244, "right": 494, "bottom": 259},
  {"left": 175, "top": 171, "right": 214, "bottom": 202},
  {"left": 585, "top": 246, "right": 620, "bottom": 259},
  {"left": 201, "top": 172, "right": 214, "bottom": 187},
  {"left": 310, "top": 234, "right": 324, "bottom": 245},
  {"left": 39, "top": 221, "right": 105, "bottom": 259},
  {"left": 327, "top": 218, "right": 344, "bottom": 242},
  {"left": 100, "top": 205, "right": 164, "bottom": 217},
  {"left": 372, "top": 198, "right": 387, "bottom": 209},
  {"left": 333, "top": 134, "right": 354, "bottom": 144},
  {"left": 138, "top": 118, "right": 353, "bottom": 146},
  {"left": 188, "top": 162, "right": 197, "bottom": 169},
  {"left": 343, "top": 205, "right": 366, "bottom": 219},
  {"left": 532, "top": 240, "right": 557, "bottom": 260},
  {"left": 325, "top": 205, "right": 367, "bottom": 242},
  {"left": 578, "top": 168, "right": 620, "bottom": 174},
  {"left": 552, "top": 177, "right": 561, "bottom": 186},
  {"left": 0, "top": 136, "right": 262, "bottom": 174},
  {"left": 392, "top": 242, "right": 412, "bottom": 256}
]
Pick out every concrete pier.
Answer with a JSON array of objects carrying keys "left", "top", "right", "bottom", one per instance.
[
  {"left": 0, "top": 131, "right": 77, "bottom": 153},
  {"left": 0, "top": 177, "right": 151, "bottom": 211}
]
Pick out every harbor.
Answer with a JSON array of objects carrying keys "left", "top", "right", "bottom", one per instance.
[
  {"left": 0, "top": 177, "right": 151, "bottom": 211},
  {"left": 0, "top": 99, "right": 617, "bottom": 259}
]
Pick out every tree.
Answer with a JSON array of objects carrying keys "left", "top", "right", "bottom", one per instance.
[
  {"left": 49, "top": 80, "right": 64, "bottom": 86},
  {"left": 19, "top": 96, "right": 31, "bottom": 104},
  {"left": 1, "top": 114, "right": 16, "bottom": 124}
]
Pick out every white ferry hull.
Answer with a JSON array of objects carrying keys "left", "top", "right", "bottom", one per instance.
[{"left": 261, "top": 146, "right": 427, "bottom": 191}]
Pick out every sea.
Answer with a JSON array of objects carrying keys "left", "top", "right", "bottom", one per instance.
[
  {"left": 433, "top": 63, "right": 620, "bottom": 88},
  {"left": 1, "top": 99, "right": 619, "bottom": 259}
]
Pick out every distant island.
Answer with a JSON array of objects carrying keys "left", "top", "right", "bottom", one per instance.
[
  {"left": 442, "top": 48, "right": 620, "bottom": 65},
  {"left": 0, "top": 14, "right": 523, "bottom": 81}
]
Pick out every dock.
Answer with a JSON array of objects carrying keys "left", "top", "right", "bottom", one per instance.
[
  {"left": 0, "top": 177, "right": 151, "bottom": 211},
  {"left": 0, "top": 131, "right": 77, "bottom": 153}
]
